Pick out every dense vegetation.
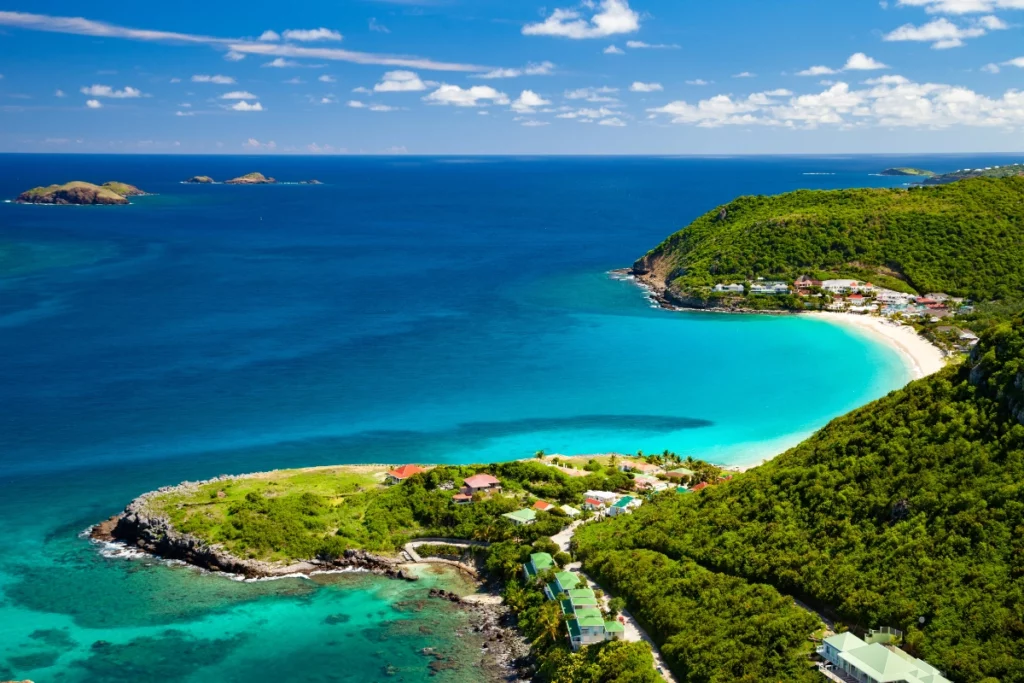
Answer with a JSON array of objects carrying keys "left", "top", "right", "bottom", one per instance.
[
  {"left": 575, "top": 322, "right": 1024, "bottom": 683},
  {"left": 636, "top": 176, "right": 1024, "bottom": 302},
  {"left": 924, "top": 163, "right": 1024, "bottom": 186},
  {"left": 152, "top": 460, "right": 635, "bottom": 561}
]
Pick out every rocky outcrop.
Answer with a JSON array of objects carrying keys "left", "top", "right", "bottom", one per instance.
[
  {"left": 94, "top": 484, "right": 415, "bottom": 580},
  {"left": 225, "top": 172, "right": 276, "bottom": 185},
  {"left": 16, "top": 182, "right": 130, "bottom": 205},
  {"left": 183, "top": 175, "right": 215, "bottom": 184}
]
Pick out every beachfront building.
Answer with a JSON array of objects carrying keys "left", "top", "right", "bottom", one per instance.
[
  {"left": 817, "top": 631, "right": 952, "bottom": 683},
  {"left": 503, "top": 508, "right": 537, "bottom": 526},
  {"left": 750, "top": 281, "right": 790, "bottom": 296},
  {"left": 544, "top": 570, "right": 582, "bottom": 600},
  {"left": 565, "top": 606, "right": 625, "bottom": 650},
  {"left": 822, "top": 279, "right": 874, "bottom": 294},
  {"left": 712, "top": 283, "right": 745, "bottom": 294},
  {"left": 608, "top": 496, "right": 640, "bottom": 517},
  {"left": 795, "top": 275, "right": 823, "bottom": 288},
  {"left": 386, "top": 464, "right": 427, "bottom": 485},
  {"left": 461, "top": 473, "right": 502, "bottom": 496},
  {"left": 523, "top": 552, "right": 555, "bottom": 582},
  {"left": 876, "top": 289, "right": 913, "bottom": 305}
]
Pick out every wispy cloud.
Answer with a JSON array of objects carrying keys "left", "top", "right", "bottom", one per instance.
[
  {"left": 423, "top": 85, "right": 510, "bottom": 107},
  {"left": 474, "top": 61, "right": 555, "bottom": 79},
  {"left": 220, "top": 91, "right": 257, "bottom": 99},
  {"left": 630, "top": 81, "right": 663, "bottom": 92},
  {"left": 369, "top": 18, "right": 390, "bottom": 33},
  {"left": 80, "top": 84, "right": 144, "bottom": 98},
  {"left": 626, "top": 40, "right": 679, "bottom": 49},
  {"left": 523, "top": 0, "right": 640, "bottom": 39},
  {"left": 282, "top": 28, "right": 342, "bottom": 42},
  {"left": 192, "top": 74, "right": 235, "bottom": 84}
]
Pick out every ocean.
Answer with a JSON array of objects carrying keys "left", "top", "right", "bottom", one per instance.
[{"left": 0, "top": 153, "right": 1012, "bottom": 682}]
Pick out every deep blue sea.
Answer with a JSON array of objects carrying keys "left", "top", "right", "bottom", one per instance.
[{"left": 0, "top": 153, "right": 1015, "bottom": 682}]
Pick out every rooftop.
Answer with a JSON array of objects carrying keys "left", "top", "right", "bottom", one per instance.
[
  {"left": 502, "top": 508, "right": 537, "bottom": 524},
  {"left": 529, "top": 552, "right": 554, "bottom": 572},
  {"left": 463, "top": 473, "right": 500, "bottom": 488},
  {"left": 387, "top": 464, "right": 426, "bottom": 479}
]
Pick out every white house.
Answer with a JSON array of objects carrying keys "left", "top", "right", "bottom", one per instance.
[
  {"left": 817, "top": 632, "right": 951, "bottom": 683},
  {"left": 712, "top": 283, "right": 745, "bottom": 294},
  {"left": 749, "top": 281, "right": 790, "bottom": 296},
  {"left": 584, "top": 490, "right": 619, "bottom": 504}
]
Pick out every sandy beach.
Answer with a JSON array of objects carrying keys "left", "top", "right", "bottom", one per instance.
[{"left": 804, "top": 311, "right": 946, "bottom": 380}]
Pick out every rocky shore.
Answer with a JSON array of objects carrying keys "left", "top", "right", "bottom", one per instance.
[{"left": 620, "top": 267, "right": 791, "bottom": 315}]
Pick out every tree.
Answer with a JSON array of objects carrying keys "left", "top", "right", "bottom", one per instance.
[
  {"left": 535, "top": 450, "right": 546, "bottom": 460},
  {"left": 531, "top": 600, "right": 565, "bottom": 648},
  {"left": 608, "top": 596, "right": 626, "bottom": 617}
]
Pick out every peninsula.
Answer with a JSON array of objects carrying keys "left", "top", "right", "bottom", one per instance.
[
  {"left": 921, "top": 162, "right": 1024, "bottom": 185},
  {"left": 224, "top": 172, "right": 276, "bottom": 185},
  {"left": 15, "top": 181, "right": 146, "bottom": 205},
  {"left": 879, "top": 167, "right": 935, "bottom": 177}
]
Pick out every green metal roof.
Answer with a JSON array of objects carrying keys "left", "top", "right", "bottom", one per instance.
[
  {"left": 603, "top": 620, "right": 625, "bottom": 633},
  {"left": 567, "top": 588, "right": 596, "bottom": 600},
  {"left": 824, "top": 631, "right": 866, "bottom": 652},
  {"left": 676, "top": 486, "right": 690, "bottom": 494},
  {"left": 554, "top": 571, "right": 581, "bottom": 591},
  {"left": 567, "top": 619, "right": 582, "bottom": 639},
  {"left": 502, "top": 508, "right": 537, "bottom": 523},
  {"left": 573, "top": 607, "right": 605, "bottom": 627},
  {"left": 561, "top": 505, "right": 581, "bottom": 516},
  {"left": 529, "top": 552, "right": 554, "bottom": 571},
  {"left": 613, "top": 496, "right": 634, "bottom": 508}
]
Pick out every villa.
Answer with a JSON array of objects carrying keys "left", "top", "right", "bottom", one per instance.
[
  {"left": 608, "top": 496, "right": 640, "bottom": 517},
  {"left": 822, "top": 279, "right": 874, "bottom": 294},
  {"left": 523, "top": 552, "right": 555, "bottom": 582},
  {"left": 583, "top": 497, "right": 605, "bottom": 511},
  {"left": 544, "top": 570, "right": 582, "bottom": 600},
  {"left": 633, "top": 475, "right": 667, "bottom": 492},
  {"left": 817, "top": 631, "right": 951, "bottom": 683},
  {"left": 385, "top": 464, "right": 427, "bottom": 485},
  {"left": 584, "top": 490, "right": 619, "bottom": 504},
  {"left": 795, "top": 275, "right": 823, "bottom": 288},
  {"left": 712, "top": 283, "right": 745, "bottom": 294},
  {"left": 750, "top": 281, "right": 790, "bottom": 295},
  {"left": 460, "top": 473, "right": 502, "bottom": 496},
  {"left": 502, "top": 508, "right": 537, "bottom": 526},
  {"left": 533, "top": 500, "right": 554, "bottom": 511}
]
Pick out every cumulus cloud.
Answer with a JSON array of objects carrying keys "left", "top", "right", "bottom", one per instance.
[
  {"left": 264, "top": 57, "right": 300, "bottom": 67},
  {"left": 259, "top": 30, "right": 280, "bottom": 41},
  {"left": 475, "top": 61, "right": 555, "bottom": 79},
  {"left": 374, "top": 70, "right": 432, "bottom": 92},
  {"left": 86, "top": 99, "right": 102, "bottom": 108},
  {"left": 630, "top": 81, "right": 663, "bottom": 92},
  {"left": 348, "top": 100, "right": 367, "bottom": 108},
  {"left": 895, "top": 0, "right": 1024, "bottom": 13},
  {"left": 282, "top": 28, "right": 342, "bottom": 42},
  {"left": 511, "top": 89, "right": 552, "bottom": 112},
  {"left": 844, "top": 53, "right": 890, "bottom": 70},
  {"left": 798, "top": 65, "right": 839, "bottom": 76},
  {"left": 564, "top": 86, "right": 619, "bottom": 102},
  {"left": 231, "top": 100, "right": 264, "bottom": 111},
  {"left": 1004, "top": 56, "right": 1024, "bottom": 67},
  {"left": 224, "top": 50, "right": 246, "bottom": 61},
  {"left": 523, "top": 0, "right": 640, "bottom": 39},
  {"left": 244, "top": 138, "right": 275, "bottom": 149},
  {"left": 604, "top": 44, "right": 625, "bottom": 54},
  {"left": 883, "top": 16, "right": 1002, "bottom": 48},
  {"left": 423, "top": 84, "right": 510, "bottom": 106},
  {"left": 647, "top": 78, "right": 1024, "bottom": 129},
  {"left": 221, "top": 91, "right": 258, "bottom": 99},
  {"left": 319, "top": 74, "right": 336, "bottom": 83},
  {"left": 80, "top": 84, "right": 143, "bottom": 98},
  {"left": 192, "top": 74, "right": 235, "bottom": 84}
]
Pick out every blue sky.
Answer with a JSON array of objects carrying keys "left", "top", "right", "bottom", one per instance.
[{"left": 1, "top": 0, "right": 1023, "bottom": 154}]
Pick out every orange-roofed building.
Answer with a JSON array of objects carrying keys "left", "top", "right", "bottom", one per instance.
[
  {"left": 461, "top": 473, "right": 502, "bottom": 496},
  {"left": 386, "top": 464, "right": 426, "bottom": 485},
  {"left": 533, "top": 500, "right": 553, "bottom": 511},
  {"left": 691, "top": 482, "right": 710, "bottom": 492}
]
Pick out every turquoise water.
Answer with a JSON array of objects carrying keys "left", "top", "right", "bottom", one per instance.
[{"left": 2, "top": 154, "right": 1009, "bottom": 681}]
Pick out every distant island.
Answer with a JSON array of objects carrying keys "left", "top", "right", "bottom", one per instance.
[
  {"left": 15, "top": 181, "right": 146, "bottom": 205},
  {"left": 225, "top": 172, "right": 276, "bottom": 185},
  {"left": 183, "top": 175, "right": 214, "bottom": 184},
  {"left": 879, "top": 167, "right": 935, "bottom": 177}
]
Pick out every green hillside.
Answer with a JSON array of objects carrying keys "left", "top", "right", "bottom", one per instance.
[
  {"left": 575, "top": 322, "right": 1024, "bottom": 683},
  {"left": 634, "top": 176, "right": 1024, "bottom": 302}
]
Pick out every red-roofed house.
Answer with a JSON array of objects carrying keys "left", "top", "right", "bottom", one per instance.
[
  {"left": 691, "top": 482, "right": 710, "bottom": 492},
  {"left": 583, "top": 498, "right": 604, "bottom": 511},
  {"left": 386, "top": 464, "right": 426, "bottom": 485},
  {"left": 461, "top": 473, "right": 502, "bottom": 496},
  {"left": 533, "top": 500, "right": 553, "bottom": 511}
]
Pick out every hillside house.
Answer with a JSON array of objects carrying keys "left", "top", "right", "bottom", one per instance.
[
  {"left": 666, "top": 467, "right": 695, "bottom": 481},
  {"left": 461, "top": 473, "right": 502, "bottom": 496},
  {"left": 523, "top": 552, "right": 555, "bottom": 582},
  {"left": 533, "top": 500, "right": 554, "bottom": 511},
  {"left": 386, "top": 464, "right": 427, "bottom": 485},
  {"left": 583, "top": 498, "right": 605, "bottom": 511},
  {"left": 620, "top": 460, "right": 661, "bottom": 475},
  {"left": 608, "top": 496, "right": 640, "bottom": 517},
  {"left": 750, "top": 281, "right": 790, "bottom": 295},
  {"left": 713, "top": 283, "right": 745, "bottom": 294},
  {"left": 502, "top": 508, "right": 537, "bottom": 526},
  {"left": 817, "top": 631, "right": 951, "bottom": 683}
]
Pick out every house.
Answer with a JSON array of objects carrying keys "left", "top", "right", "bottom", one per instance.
[
  {"left": 876, "top": 289, "right": 912, "bottom": 305},
  {"left": 712, "top": 283, "right": 745, "bottom": 294},
  {"left": 691, "top": 482, "right": 709, "bottom": 492},
  {"left": 523, "top": 552, "right": 555, "bottom": 582},
  {"left": 461, "top": 473, "right": 502, "bottom": 496},
  {"left": 750, "top": 281, "right": 790, "bottom": 296},
  {"left": 545, "top": 571, "right": 582, "bottom": 599},
  {"left": 817, "top": 631, "right": 952, "bottom": 683},
  {"left": 608, "top": 496, "right": 639, "bottom": 517},
  {"left": 822, "top": 279, "right": 859, "bottom": 294},
  {"left": 451, "top": 493, "right": 473, "bottom": 505},
  {"left": 386, "top": 464, "right": 427, "bottom": 485},
  {"left": 676, "top": 486, "right": 691, "bottom": 494},
  {"left": 666, "top": 467, "right": 695, "bottom": 481},
  {"left": 620, "top": 460, "right": 661, "bottom": 475},
  {"left": 584, "top": 490, "right": 619, "bottom": 504},
  {"left": 583, "top": 498, "right": 605, "bottom": 511},
  {"left": 633, "top": 475, "right": 666, "bottom": 492},
  {"left": 561, "top": 504, "right": 581, "bottom": 518},
  {"left": 502, "top": 508, "right": 537, "bottom": 526},
  {"left": 795, "top": 275, "right": 823, "bottom": 288},
  {"left": 533, "top": 500, "right": 554, "bottom": 511},
  {"left": 848, "top": 294, "right": 865, "bottom": 304},
  {"left": 565, "top": 607, "right": 625, "bottom": 650}
]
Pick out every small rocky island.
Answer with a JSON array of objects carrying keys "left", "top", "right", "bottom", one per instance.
[
  {"left": 880, "top": 167, "right": 935, "bottom": 177},
  {"left": 183, "top": 175, "right": 215, "bottom": 184},
  {"left": 15, "top": 181, "right": 146, "bottom": 205},
  {"left": 225, "top": 172, "right": 276, "bottom": 185}
]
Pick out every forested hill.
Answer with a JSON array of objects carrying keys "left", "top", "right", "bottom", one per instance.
[
  {"left": 574, "top": 322, "right": 1024, "bottom": 683},
  {"left": 633, "top": 176, "right": 1024, "bottom": 301}
]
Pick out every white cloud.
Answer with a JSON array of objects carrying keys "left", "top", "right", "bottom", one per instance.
[
  {"left": 626, "top": 40, "right": 679, "bottom": 49},
  {"left": 686, "top": 79, "right": 711, "bottom": 86},
  {"left": 733, "top": 71, "right": 756, "bottom": 78},
  {"left": 798, "top": 65, "right": 838, "bottom": 76},
  {"left": 221, "top": 91, "right": 258, "bottom": 99},
  {"left": 244, "top": 138, "right": 276, "bottom": 149},
  {"left": 521, "top": 120, "right": 550, "bottom": 126},
  {"left": 423, "top": 84, "right": 510, "bottom": 107},
  {"left": 475, "top": 61, "right": 556, "bottom": 79},
  {"left": 844, "top": 53, "right": 889, "bottom": 70},
  {"left": 284, "top": 77, "right": 304, "bottom": 84},
  {"left": 630, "top": 81, "right": 663, "bottom": 92},
  {"left": 192, "top": 74, "right": 235, "bottom": 84},
  {"left": 511, "top": 89, "right": 552, "bottom": 112},
  {"left": 224, "top": 50, "right": 246, "bottom": 61},
  {"left": 352, "top": 86, "right": 371, "bottom": 93},
  {"left": 598, "top": 116, "right": 627, "bottom": 126},
  {"left": 982, "top": 62, "right": 1001, "bottom": 73},
  {"left": 0, "top": 11, "right": 485, "bottom": 73},
  {"left": 884, "top": 17, "right": 995, "bottom": 48},
  {"left": 348, "top": 100, "right": 367, "bottom": 108},
  {"left": 55, "top": 89, "right": 66, "bottom": 97},
  {"left": 175, "top": 110, "right": 194, "bottom": 116},
  {"left": 370, "top": 103, "right": 398, "bottom": 112},
  {"left": 80, "top": 84, "right": 143, "bottom": 98},
  {"left": 523, "top": 0, "right": 640, "bottom": 39},
  {"left": 264, "top": 57, "right": 300, "bottom": 68},
  {"left": 282, "top": 28, "right": 342, "bottom": 42},
  {"left": 319, "top": 74, "right": 336, "bottom": 83},
  {"left": 864, "top": 75, "right": 909, "bottom": 85},
  {"left": 557, "top": 106, "right": 620, "bottom": 123},
  {"left": 231, "top": 100, "right": 264, "bottom": 111},
  {"left": 259, "top": 30, "right": 280, "bottom": 41},
  {"left": 374, "top": 70, "right": 431, "bottom": 92},
  {"left": 85, "top": 99, "right": 102, "bottom": 108},
  {"left": 564, "top": 86, "right": 619, "bottom": 102},
  {"left": 170, "top": 77, "right": 181, "bottom": 83},
  {"left": 895, "top": 0, "right": 1024, "bottom": 14},
  {"left": 369, "top": 18, "right": 390, "bottom": 33},
  {"left": 604, "top": 44, "right": 625, "bottom": 54},
  {"left": 1003, "top": 56, "right": 1024, "bottom": 67}
]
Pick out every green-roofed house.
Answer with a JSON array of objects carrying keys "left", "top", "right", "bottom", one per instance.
[
  {"left": 502, "top": 508, "right": 537, "bottom": 526},
  {"left": 564, "top": 605, "right": 626, "bottom": 650},
  {"left": 607, "top": 495, "right": 639, "bottom": 517},
  {"left": 544, "top": 570, "right": 582, "bottom": 600},
  {"left": 522, "top": 552, "right": 554, "bottom": 582},
  {"left": 817, "top": 631, "right": 952, "bottom": 683}
]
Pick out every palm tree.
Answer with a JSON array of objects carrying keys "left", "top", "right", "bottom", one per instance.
[
  {"left": 535, "top": 450, "right": 546, "bottom": 460},
  {"left": 532, "top": 601, "right": 565, "bottom": 647}
]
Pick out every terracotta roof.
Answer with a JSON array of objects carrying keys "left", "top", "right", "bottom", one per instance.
[
  {"left": 584, "top": 498, "right": 603, "bottom": 506},
  {"left": 462, "top": 473, "right": 500, "bottom": 488},
  {"left": 387, "top": 464, "right": 426, "bottom": 480},
  {"left": 452, "top": 493, "right": 473, "bottom": 501},
  {"left": 533, "top": 500, "right": 553, "bottom": 511},
  {"left": 691, "top": 482, "right": 709, "bottom": 491}
]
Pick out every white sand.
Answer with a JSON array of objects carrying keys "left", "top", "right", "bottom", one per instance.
[{"left": 804, "top": 311, "right": 946, "bottom": 380}]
